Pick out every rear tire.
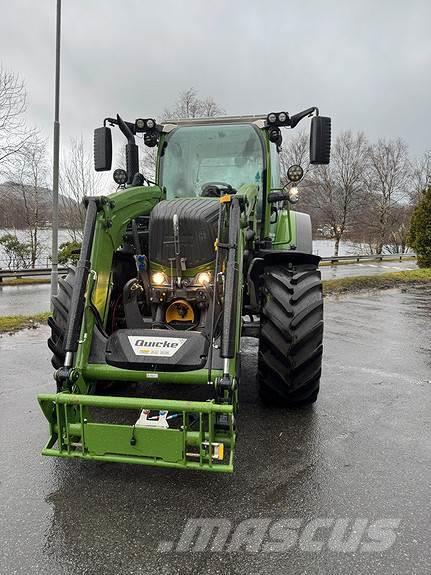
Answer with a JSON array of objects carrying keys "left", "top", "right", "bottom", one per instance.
[
  {"left": 47, "top": 267, "right": 75, "bottom": 369},
  {"left": 257, "top": 262, "right": 323, "bottom": 407}
]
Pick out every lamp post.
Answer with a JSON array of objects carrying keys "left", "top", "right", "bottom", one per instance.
[{"left": 51, "top": 0, "right": 61, "bottom": 303}]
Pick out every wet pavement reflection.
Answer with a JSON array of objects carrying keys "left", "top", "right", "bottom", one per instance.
[{"left": 0, "top": 287, "right": 430, "bottom": 574}]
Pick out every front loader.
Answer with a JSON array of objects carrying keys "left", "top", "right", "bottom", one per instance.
[{"left": 39, "top": 107, "right": 331, "bottom": 472}]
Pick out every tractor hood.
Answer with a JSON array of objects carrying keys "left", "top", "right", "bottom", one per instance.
[{"left": 149, "top": 198, "right": 219, "bottom": 269}]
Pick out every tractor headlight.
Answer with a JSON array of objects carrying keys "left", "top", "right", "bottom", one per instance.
[
  {"left": 267, "top": 113, "right": 277, "bottom": 124},
  {"left": 196, "top": 271, "right": 211, "bottom": 286},
  {"left": 278, "top": 111, "right": 288, "bottom": 123},
  {"left": 146, "top": 119, "right": 155, "bottom": 130},
  {"left": 152, "top": 272, "right": 167, "bottom": 285},
  {"left": 288, "top": 187, "right": 299, "bottom": 203}
]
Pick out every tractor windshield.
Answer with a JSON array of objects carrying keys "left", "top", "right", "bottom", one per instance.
[{"left": 159, "top": 124, "right": 264, "bottom": 199}]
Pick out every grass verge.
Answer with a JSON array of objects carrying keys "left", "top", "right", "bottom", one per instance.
[
  {"left": 1, "top": 277, "right": 50, "bottom": 286},
  {"left": 323, "top": 268, "right": 431, "bottom": 296},
  {"left": 0, "top": 311, "right": 50, "bottom": 333}
]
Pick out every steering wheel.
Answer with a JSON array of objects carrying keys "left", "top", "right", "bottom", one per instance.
[{"left": 201, "top": 182, "right": 235, "bottom": 197}]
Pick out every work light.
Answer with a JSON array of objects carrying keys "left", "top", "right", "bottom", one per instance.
[
  {"left": 144, "top": 132, "right": 158, "bottom": 147},
  {"left": 267, "top": 113, "right": 277, "bottom": 124},
  {"left": 113, "top": 168, "right": 127, "bottom": 185},
  {"left": 135, "top": 118, "right": 156, "bottom": 131},
  {"left": 268, "top": 127, "right": 281, "bottom": 143},
  {"left": 278, "top": 112, "right": 288, "bottom": 123},
  {"left": 287, "top": 164, "right": 304, "bottom": 182}
]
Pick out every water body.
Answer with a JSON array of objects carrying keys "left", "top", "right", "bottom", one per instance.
[{"left": 0, "top": 228, "right": 71, "bottom": 268}]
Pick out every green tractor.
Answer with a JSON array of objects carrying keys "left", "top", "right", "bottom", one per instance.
[{"left": 38, "top": 107, "right": 331, "bottom": 472}]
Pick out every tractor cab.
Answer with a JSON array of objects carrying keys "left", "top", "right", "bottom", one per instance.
[{"left": 158, "top": 122, "right": 265, "bottom": 200}]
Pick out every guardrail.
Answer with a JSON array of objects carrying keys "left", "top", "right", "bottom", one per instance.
[
  {"left": 320, "top": 253, "right": 416, "bottom": 264},
  {"left": 0, "top": 266, "right": 68, "bottom": 281},
  {"left": 0, "top": 253, "right": 416, "bottom": 281}
]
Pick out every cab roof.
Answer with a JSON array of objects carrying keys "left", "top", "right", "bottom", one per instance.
[{"left": 161, "top": 115, "right": 267, "bottom": 132}]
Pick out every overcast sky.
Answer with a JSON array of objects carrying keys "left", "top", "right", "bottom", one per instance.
[{"left": 1, "top": 0, "right": 430, "bottom": 159}]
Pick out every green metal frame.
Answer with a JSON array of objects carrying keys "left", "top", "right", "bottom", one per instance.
[
  {"left": 39, "top": 392, "right": 235, "bottom": 472},
  {"left": 38, "top": 123, "right": 299, "bottom": 473}
]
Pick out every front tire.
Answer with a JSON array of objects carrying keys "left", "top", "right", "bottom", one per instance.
[
  {"left": 47, "top": 267, "right": 75, "bottom": 369},
  {"left": 257, "top": 262, "right": 323, "bottom": 406}
]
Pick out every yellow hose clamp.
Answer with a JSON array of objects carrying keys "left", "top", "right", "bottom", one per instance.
[{"left": 220, "top": 194, "right": 231, "bottom": 204}]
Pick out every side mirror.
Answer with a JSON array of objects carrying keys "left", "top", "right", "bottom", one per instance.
[
  {"left": 310, "top": 116, "right": 331, "bottom": 165},
  {"left": 94, "top": 126, "right": 112, "bottom": 171}
]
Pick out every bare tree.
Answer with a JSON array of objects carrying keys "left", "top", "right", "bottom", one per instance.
[
  {"left": 140, "top": 145, "right": 158, "bottom": 182},
  {"left": 6, "top": 137, "right": 49, "bottom": 267},
  {"left": 366, "top": 138, "right": 411, "bottom": 253},
  {"left": 60, "top": 137, "right": 103, "bottom": 240},
  {"left": 277, "top": 130, "right": 324, "bottom": 233},
  {"left": 163, "top": 87, "right": 224, "bottom": 120},
  {"left": 0, "top": 66, "right": 33, "bottom": 173},
  {"left": 279, "top": 130, "right": 310, "bottom": 182},
  {"left": 307, "top": 131, "right": 369, "bottom": 255},
  {"left": 384, "top": 204, "right": 413, "bottom": 254},
  {"left": 411, "top": 150, "right": 431, "bottom": 204},
  {"left": 140, "top": 88, "right": 225, "bottom": 180}
]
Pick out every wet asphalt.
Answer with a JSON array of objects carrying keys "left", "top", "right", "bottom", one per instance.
[{"left": 1, "top": 287, "right": 430, "bottom": 574}]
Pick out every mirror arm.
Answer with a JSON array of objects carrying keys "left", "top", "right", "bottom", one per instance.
[
  {"left": 103, "top": 116, "right": 137, "bottom": 141},
  {"left": 289, "top": 106, "right": 318, "bottom": 129},
  {"left": 116, "top": 114, "right": 136, "bottom": 145},
  {"left": 104, "top": 117, "right": 117, "bottom": 127}
]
